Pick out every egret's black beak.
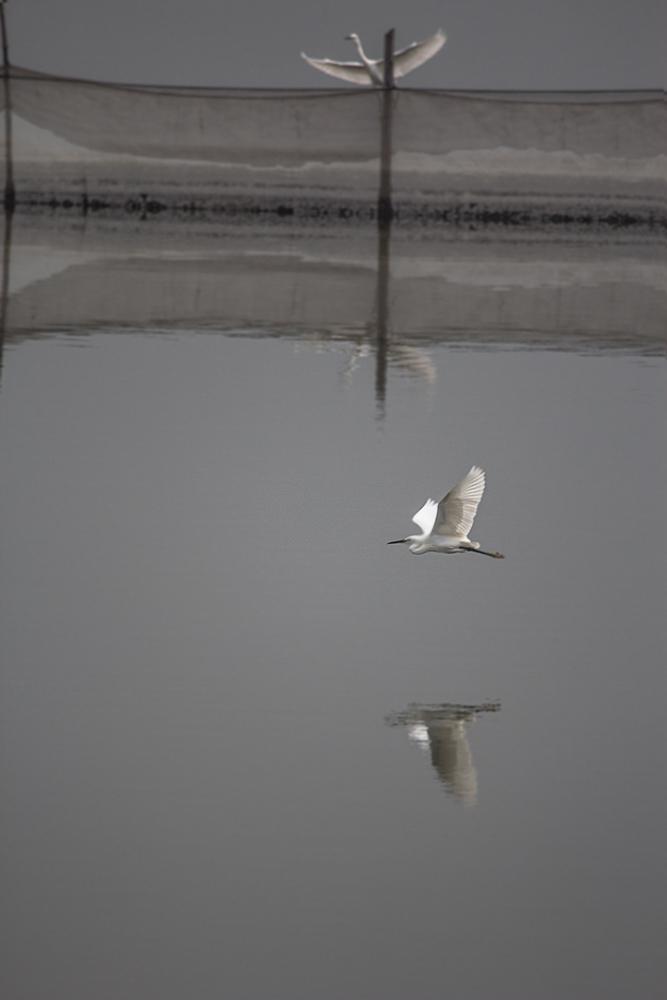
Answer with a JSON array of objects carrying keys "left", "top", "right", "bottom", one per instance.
[{"left": 387, "top": 539, "right": 405, "bottom": 545}]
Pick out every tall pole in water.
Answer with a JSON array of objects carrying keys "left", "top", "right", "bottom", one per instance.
[
  {"left": 0, "top": 0, "right": 13, "bottom": 375},
  {"left": 0, "top": 0, "right": 15, "bottom": 213},
  {"left": 374, "top": 29, "right": 395, "bottom": 413},
  {"left": 377, "top": 29, "right": 394, "bottom": 221}
]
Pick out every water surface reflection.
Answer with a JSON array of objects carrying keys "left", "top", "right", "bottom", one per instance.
[
  {"left": 0, "top": 219, "right": 664, "bottom": 1000},
  {"left": 386, "top": 701, "right": 501, "bottom": 807}
]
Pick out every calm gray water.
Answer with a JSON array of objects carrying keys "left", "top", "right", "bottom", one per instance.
[{"left": 0, "top": 227, "right": 665, "bottom": 1000}]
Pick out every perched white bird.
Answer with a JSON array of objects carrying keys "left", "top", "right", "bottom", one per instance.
[
  {"left": 301, "top": 29, "right": 446, "bottom": 87},
  {"left": 388, "top": 466, "right": 504, "bottom": 557}
]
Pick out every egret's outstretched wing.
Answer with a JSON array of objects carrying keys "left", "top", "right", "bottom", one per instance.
[
  {"left": 301, "top": 53, "right": 374, "bottom": 85},
  {"left": 434, "top": 466, "right": 486, "bottom": 538},
  {"left": 393, "top": 29, "right": 446, "bottom": 78},
  {"left": 412, "top": 498, "right": 438, "bottom": 534}
]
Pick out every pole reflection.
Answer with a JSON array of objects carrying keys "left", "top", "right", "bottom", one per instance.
[{"left": 373, "top": 213, "right": 391, "bottom": 415}]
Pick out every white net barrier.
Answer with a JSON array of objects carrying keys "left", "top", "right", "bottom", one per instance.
[{"left": 1, "top": 68, "right": 664, "bottom": 208}]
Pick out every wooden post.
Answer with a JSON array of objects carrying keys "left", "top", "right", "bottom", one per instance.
[
  {"left": 374, "top": 29, "right": 395, "bottom": 412},
  {"left": 0, "top": 2, "right": 15, "bottom": 213},
  {"left": 383, "top": 28, "right": 394, "bottom": 89},
  {"left": 373, "top": 29, "right": 395, "bottom": 410},
  {"left": 377, "top": 29, "right": 394, "bottom": 222}
]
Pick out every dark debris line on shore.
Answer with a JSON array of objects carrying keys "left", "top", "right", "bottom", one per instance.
[{"left": 16, "top": 190, "right": 666, "bottom": 236}]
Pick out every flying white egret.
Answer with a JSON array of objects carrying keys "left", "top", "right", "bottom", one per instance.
[
  {"left": 301, "top": 29, "right": 446, "bottom": 87},
  {"left": 388, "top": 466, "right": 504, "bottom": 557}
]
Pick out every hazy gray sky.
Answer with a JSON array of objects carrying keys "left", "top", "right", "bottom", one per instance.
[{"left": 7, "top": 0, "right": 666, "bottom": 90}]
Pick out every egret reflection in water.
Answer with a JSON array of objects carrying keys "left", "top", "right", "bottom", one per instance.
[{"left": 386, "top": 702, "right": 501, "bottom": 807}]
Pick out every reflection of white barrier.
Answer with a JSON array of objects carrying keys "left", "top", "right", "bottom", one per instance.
[
  {"left": 5, "top": 218, "right": 664, "bottom": 350},
  {"left": 1, "top": 68, "right": 664, "bottom": 205}
]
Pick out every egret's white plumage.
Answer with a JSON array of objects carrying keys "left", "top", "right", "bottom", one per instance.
[
  {"left": 301, "top": 29, "right": 446, "bottom": 87},
  {"left": 388, "top": 466, "right": 504, "bottom": 557}
]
